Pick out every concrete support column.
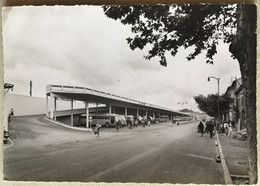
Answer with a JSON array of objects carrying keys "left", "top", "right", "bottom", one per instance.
[
  {"left": 153, "top": 111, "right": 155, "bottom": 118},
  {"left": 54, "top": 97, "right": 57, "bottom": 121},
  {"left": 46, "top": 94, "right": 49, "bottom": 118},
  {"left": 146, "top": 110, "right": 148, "bottom": 117},
  {"left": 96, "top": 103, "right": 98, "bottom": 113},
  {"left": 125, "top": 107, "right": 128, "bottom": 116},
  {"left": 137, "top": 109, "right": 139, "bottom": 116},
  {"left": 71, "top": 100, "right": 74, "bottom": 126},
  {"left": 85, "top": 102, "right": 89, "bottom": 128},
  {"left": 109, "top": 105, "right": 112, "bottom": 114},
  {"left": 49, "top": 93, "right": 54, "bottom": 120}
]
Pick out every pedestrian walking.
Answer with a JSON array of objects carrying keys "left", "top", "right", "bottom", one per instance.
[
  {"left": 142, "top": 119, "right": 146, "bottom": 128},
  {"left": 205, "top": 121, "right": 209, "bottom": 133},
  {"left": 129, "top": 120, "right": 133, "bottom": 129},
  {"left": 208, "top": 122, "right": 214, "bottom": 138},
  {"left": 227, "top": 123, "right": 233, "bottom": 137},
  {"left": 220, "top": 123, "right": 225, "bottom": 134},
  {"left": 198, "top": 121, "right": 204, "bottom": 137},
  {"left": 134, "top": 119, "right": 138, "bottom": 128},
  {"left": 116, "top": 120, "right": 122, "bottom": 132},
  {"left": 216, "top": 122, "right": 220, "bottom": 133},
  {"left": 223, "top": 121, "right": 229, "bottom": 136},
  {"left": 93, "top": 122, "right": 102, "bottom": 136}
]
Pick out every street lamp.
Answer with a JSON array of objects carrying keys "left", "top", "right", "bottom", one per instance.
[
  {"left": 4, "top": 83, "right": 14, "bottom": 92},
  {"left": 4, "top": 83, "right": 14, "bottom": 134},
  {"left": 208, "top": 76, "right": 220, "bottom": 122},
  {"left": 178, "top": 102, "right": 187, "bottom": 110}
]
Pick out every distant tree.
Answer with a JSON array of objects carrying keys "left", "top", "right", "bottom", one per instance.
[
  {"left": 103, "top": 4, "right": 256, "bottom": 183},
  {"left": 179, "top": 108, "right": 193, "bottom": 113},
  {"left": 194, "top": 94, "right": 231, "bottom": 118}
]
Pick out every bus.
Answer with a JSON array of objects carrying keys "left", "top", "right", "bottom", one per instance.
[
  {"left": 159, "top": 115, "right": 169, "bottom": 122},
  {"left": 79, "top": 113, "right": 126, "bottom": 127},
  {"left": 172, "top": 115, "right": 192, "bottom": 122},
  {"left": 181, "top": 116, "right": 192, "bottom": 121}
]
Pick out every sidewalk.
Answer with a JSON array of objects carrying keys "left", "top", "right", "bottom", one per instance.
[{"left": 218, "top": 133, "right": 249, "bottom": 184}]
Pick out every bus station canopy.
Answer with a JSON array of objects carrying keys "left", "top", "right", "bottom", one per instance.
[{"left": 46, "top": 84, "right": 189, "bottom": 116}]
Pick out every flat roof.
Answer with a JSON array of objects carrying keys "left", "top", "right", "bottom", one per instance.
[{"left": 46, "top": 84, "right": 189, "bottom": 116}]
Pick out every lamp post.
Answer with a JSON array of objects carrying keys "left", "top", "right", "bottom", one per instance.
[
  {"left": 4, "top": 83, "right": 14, "bottom": 92},
  {"left": 207, "top": 76, "right": 220, "bottom": 122},
  {"left": 178, "top": 102, "right": 187, "bottom": 110},
  {"left": 4, "top": 83, "right": 14, "bottom": 135}
]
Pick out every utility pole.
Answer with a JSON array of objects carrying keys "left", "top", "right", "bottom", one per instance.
[{"left": 30, "top": 81, "right": 32, "bottom": 96}]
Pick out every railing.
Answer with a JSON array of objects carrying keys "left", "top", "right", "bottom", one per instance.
[{"left": 46, "top": 84, "right": 184, "bottom": 114}]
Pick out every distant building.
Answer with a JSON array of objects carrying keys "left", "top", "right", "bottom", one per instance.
[
  {"left": 179, "top": 109, "right": 197, "bottom": 121},
  {"left": 224, "top": 78, "right": 246, "bottom": 131},
  {"left": 196, "top": 112, "right": 213, "bottom": 122},
  {"left": 235, "top": 84, "right": 246, "bottom": 131}
]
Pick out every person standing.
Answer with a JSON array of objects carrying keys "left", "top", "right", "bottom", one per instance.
[
  {"left": 198, "top": 121, "right": 204, "bottom": 137},
  {"left": 10, "top": 108, "right": 14, "bottom": 116}
]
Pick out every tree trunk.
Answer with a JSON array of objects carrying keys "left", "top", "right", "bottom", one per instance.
[{"left": 229, "top": 4, "right": 257, "bottom": 184}]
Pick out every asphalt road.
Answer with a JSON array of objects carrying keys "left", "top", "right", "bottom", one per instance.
[{"left": 4, "top": 115, "right": 224, "bottom": 184}]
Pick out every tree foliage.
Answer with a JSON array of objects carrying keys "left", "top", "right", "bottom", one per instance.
[
  {"left": 103, "top": 4, "right": 257, "bottom": 183},
  {"left": 194, "top": 94, "right": 231, "bottom": 118},
  {"left": 103, "top": 4, "right": 237, "bottom": 66}
]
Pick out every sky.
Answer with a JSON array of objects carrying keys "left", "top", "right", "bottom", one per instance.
[{"left": 2, "top": 5, "right": 241, "bottom": 111}]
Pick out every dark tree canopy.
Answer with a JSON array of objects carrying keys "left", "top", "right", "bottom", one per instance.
[
  {"left": 103, "top": 4, "right": 237, "bottom": 66},
  {"left": 194, "top": 94, "right": 231, "bottom": 118}
]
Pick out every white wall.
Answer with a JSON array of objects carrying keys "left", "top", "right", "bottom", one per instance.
[
  {"left": 3, "top": 93, "right": 86, "bottom": 130},
  {"left": 4, "top": 93, "right": 46, "bottom": 117}
]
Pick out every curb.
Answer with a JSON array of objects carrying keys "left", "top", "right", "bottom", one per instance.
[
  {"left": 216, "top": 132, "right": 233, "bottom": 184},
  {"left": 45, "top": 117, "right": 92, "bottom": 132},
  {"left": 3, "top": 138, "right": 14, "bottom": 150}
]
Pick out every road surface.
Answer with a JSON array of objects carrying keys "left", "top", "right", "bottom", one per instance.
[{"left": 4, "top": 115, "right": 224, "bottom": 184}]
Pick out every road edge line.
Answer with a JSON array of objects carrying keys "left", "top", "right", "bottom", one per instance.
[
  {"left": 216, "top": 132, "right": 233, "bottom": 184},
  {"left": 45, "top": 117, "right": 92, "bottom": 132}
]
